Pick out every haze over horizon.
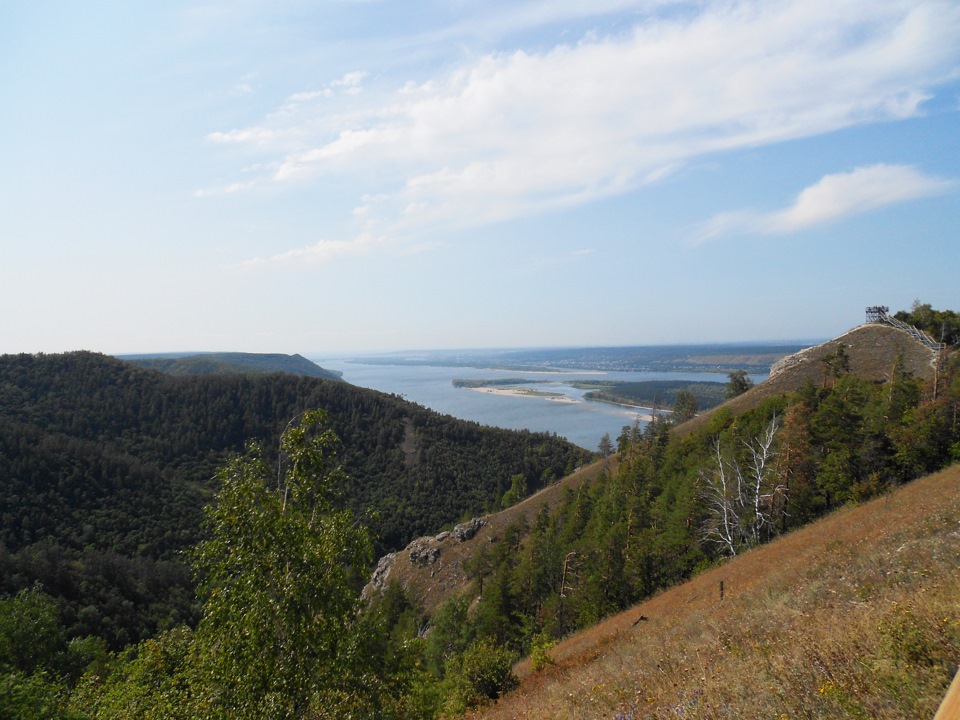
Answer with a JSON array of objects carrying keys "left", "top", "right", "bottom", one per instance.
[{"left": 2, "top": 1, "right": 958, "bottom": 356}]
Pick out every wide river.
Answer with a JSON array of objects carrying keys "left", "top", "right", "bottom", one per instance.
[{"left": 314, "top": 358, "right": 766, "bottom": 450}]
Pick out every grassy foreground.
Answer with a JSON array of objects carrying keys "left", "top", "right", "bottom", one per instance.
[{"left": 468, "top": 464, "right": 960, "bottom": 719}]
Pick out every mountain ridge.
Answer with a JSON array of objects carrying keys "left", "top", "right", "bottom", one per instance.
[{"left": 120, "top": 351, "right": 343, "bottom": 381}]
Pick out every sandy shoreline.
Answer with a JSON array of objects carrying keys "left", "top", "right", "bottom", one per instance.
[
  {"left": 470, "top": 386, "right": 578, "bottom": 403},
  {"left": 467, "top": 385, "right": 658, "bottom": 421}
]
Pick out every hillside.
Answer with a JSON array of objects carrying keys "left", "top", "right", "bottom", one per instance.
[
  {"left": 677, "top": 322, "right": 941, "bottom": 437},
  {"left": 364, "top": 319, "right": 948, "bottom": 618},
  {"left": 122, "top": 351, "right": 343, "bottom": 380},
  {"left": 364, "top": 456, "right": 616, "bottom": 614},
  {"left": 3, "top": 311, "right": 957, "bottom": 718},
  {"left": 0, "top": 351, "right": 588, "bottom": 647},
  {"left": 470, "top": 462, "right": 960, "bottom": 719}
]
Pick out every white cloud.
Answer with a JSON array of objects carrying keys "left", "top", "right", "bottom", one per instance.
[
  {"left": 694, "top": 164, "right": 955, "bottom": 241},
  {"left": 215, "top": 0, "right": 960, "bottom": 260},
  {"left": 207, "top": 128, "right": 276, "bottom": 145},
  {"left": 236, "top": 232, "right": 388, "bottom": 268},
  {"left": 193, "top": 181, "right": 255, "bottom": 198},
  {"left": 286, "top": 71, "right": 367, "bottom": 105},
  {"left": 333, "top": 70, "right": 367, "bottom": 88}
]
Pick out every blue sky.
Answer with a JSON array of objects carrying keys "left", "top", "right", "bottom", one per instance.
[{"left": 2, "top": 0, "right": 958, "bottom": 355}]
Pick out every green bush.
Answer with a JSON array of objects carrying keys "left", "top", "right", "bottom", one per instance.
[{"left": 443, "top": 638, "right": 518, "bottom": 715}]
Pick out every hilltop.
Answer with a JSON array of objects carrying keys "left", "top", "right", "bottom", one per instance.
[
  {"left": 121, "top": 351, "right": 343, "bottom": 381},
  {"left": 678, "top": 321, "right": 942, "bottom": 437},
  {"left": 471, "top": 462, "right": 960, "bottom": 718}
]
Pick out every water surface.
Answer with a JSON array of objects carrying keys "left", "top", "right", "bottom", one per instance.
[{"left": 315, "top": 359, "right": 757, "bottom": 450}]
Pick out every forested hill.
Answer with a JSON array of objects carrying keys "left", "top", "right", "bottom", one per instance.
[
  {"left": 121, "top": 351, "right": 342, "bottom": 380},
  {"left": 0, "top": 351, "right": 588, "bottom": 646}
]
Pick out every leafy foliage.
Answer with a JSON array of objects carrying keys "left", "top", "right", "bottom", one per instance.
[
  {"left": 894, "top": 301, "right": 960, "bottom": 345},
  {"left": 189, "top": 410, "right": 375, "bottom": 719}
]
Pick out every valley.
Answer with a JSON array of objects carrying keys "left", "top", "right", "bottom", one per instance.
[{"left": 1, "top": 305, "right": 958, "bottom": 718}]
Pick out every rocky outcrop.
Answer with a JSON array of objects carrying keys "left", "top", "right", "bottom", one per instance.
[
  {"left": 453, "top": 517, "right": 486, "bottom": 542},
  {"left": 363, "top": 517, "right": 490, "bottom": 599},
  {"left": 409, "top": 540, "right": 441, "bottom": 566}
]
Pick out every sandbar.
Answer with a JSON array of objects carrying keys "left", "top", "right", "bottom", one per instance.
[{"left": 469, "top": 386, "right": 578, "bottom": 403}]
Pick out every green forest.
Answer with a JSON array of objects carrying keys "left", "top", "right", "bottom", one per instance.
[
  {"left": 0, "top": 352, "right": 586, "bottom": 652},
  {"left": 123, "top": 352, "right": 343, "bottom": 380},
  {"left": 2, "top": 306, "right": 960, "bottom": 718},
  {"left": 573, "top": 378, "right": 728, "bottom": 413}
]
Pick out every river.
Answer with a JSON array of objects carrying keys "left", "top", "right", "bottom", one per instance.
[{"left": 314, "top": 358, "right": 764, "bottom": 450}]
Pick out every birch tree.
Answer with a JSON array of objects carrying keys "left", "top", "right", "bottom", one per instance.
[
  {"left": 190, "top": 410, "right": 375, "bottom": 719},
  {"left": 698, "top": 414, "right": 786, "bottom": 556}
]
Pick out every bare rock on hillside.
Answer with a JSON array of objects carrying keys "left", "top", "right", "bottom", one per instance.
[
  {"left": 454, "top": 517, "right": 487, "bottom": 542},
  {"left": 364, "top": 552, "right": 397, "bottom": 598},
  {"left": 363, "top": 462, "right": 607, "bottom": 611},
  {"left": 409, "top": 540, "right": 441, "bottom": 566}
]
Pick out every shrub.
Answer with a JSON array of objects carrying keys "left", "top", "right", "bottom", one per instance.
[{"left": 444, "top": 638, "right": 518, "bottom": 715}]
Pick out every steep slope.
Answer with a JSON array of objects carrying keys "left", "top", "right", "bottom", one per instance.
[
  {"left": 472, "top": 462, "right": 960, "bottom": 719},
  {"left": 366, "top": 320, "right": 944, "bottom": 616},
  {"left": 365, "top": 457, "right": 616, "bottom": 614}
]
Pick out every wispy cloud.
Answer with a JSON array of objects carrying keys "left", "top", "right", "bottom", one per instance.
[
  {"left": 218, "top": 0, "right": 960, "bottom": 264},
  {"left": 235, "top": 232, "right": 388, "bottom": 269},
  {"left": 193, "top": 181, "right": 255, "bottom": 198},
  {"left": 693, "top": 164, "right": 955, "bottom": 242}
]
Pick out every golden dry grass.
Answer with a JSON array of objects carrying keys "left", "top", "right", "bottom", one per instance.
[{"left": 466, "top": 463, "right": 960, "bottom": 719}]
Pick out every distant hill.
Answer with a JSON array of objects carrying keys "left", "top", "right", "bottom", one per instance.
[
  {"left": 121, "top": 351, "right": 343, "bottom": 381},
  {"left": 350, "top": 342, "right": 812, "bottom": 374}
]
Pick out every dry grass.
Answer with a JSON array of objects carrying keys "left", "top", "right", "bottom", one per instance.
[{"left": 467, "top": 463, "right": 960, "bottom": 719}]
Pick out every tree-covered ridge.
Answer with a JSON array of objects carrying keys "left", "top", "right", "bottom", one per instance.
[
  {"left": 0, "top": 351, "right": 588, "bottom": 648},
  {"left": 122, "top": 352, "right": 343, "bottom": 380},
  {"left": 573, "top": 379, "right": 728, "bottom": 411}
]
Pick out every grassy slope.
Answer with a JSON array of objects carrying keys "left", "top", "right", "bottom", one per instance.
[{"left": 470, "top": 463, "right": 960, "bottom": 719}]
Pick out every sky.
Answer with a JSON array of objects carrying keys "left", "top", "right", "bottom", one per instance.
[{"left": 1, "top": 0, "right": 958, "bottom": 355}]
